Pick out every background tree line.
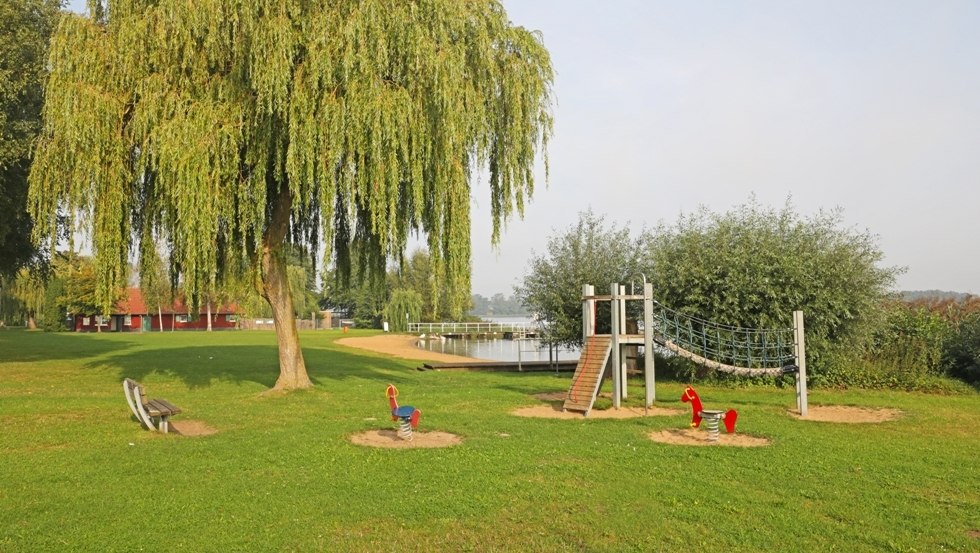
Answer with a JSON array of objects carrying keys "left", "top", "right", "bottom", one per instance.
[{"left": 516, "top": 201, "right": 978, "bottom": 390}]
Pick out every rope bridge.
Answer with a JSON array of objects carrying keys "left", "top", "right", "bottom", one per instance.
[{"left": 649, "top": 301, "right": 798, "bottom": 377}]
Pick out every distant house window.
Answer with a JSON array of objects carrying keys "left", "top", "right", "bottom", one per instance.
[
  {"left": 225, "top": 314, "right": 238, "bottom": 323},
  {"left": 95, "top": 316, "right": 107, "bottom": 326},
  {"left": 124, "top": 315, "right": 133, "bottom": 326},
  {"left": 82, "top": 317, "right": 90, "bottom": 326},
  {"left": 175, "top": 314, "right": 190, "bottom": 323}
]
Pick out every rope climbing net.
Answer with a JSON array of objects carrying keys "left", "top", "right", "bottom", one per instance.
[{"left": 650, "top": 301, "right": 798, "bottom": 377}]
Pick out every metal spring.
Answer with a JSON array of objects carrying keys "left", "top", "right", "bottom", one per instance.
[
  {"left": 701, "top": 410, "right": 722, "bottom": 441},
  {"left": 397, "top": 419, "right": 414, "bottom": 441}
]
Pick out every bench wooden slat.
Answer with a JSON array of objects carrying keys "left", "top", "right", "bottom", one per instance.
[
  {"left": 145, "top": 399, "right": 180, "bottom": 417},
  {"left": 154, "top": 399, "right": 181, "bottom": 415}
]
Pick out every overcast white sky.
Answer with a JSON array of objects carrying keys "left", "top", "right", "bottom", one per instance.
[{"left": 68, "top": 1, "right": 980, "bottom": 296}]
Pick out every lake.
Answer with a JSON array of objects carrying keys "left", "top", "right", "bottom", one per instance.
[
  {"left": 416, "top": 335, "right": 581, "bottom": 362},
  {"left": 415, "top": 316, "right": 581, "bottom": 362}
]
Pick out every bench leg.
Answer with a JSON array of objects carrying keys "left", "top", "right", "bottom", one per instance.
[{"left": 159, "top": 416, "right": 169, "bottom": 433}]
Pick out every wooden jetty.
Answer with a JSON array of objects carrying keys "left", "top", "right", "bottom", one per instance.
[
  {"left": 410, "top": 321, "right": 540, "bottom": 339},
  {"left": 418, "top": 360, "right": 577, "bottom": 372}
]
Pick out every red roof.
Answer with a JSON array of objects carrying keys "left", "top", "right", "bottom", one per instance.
[{"left": 115, "top": 288, "right": 239, "bottom": 315}]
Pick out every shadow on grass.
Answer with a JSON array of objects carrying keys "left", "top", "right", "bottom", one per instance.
[
  {"left": 0, "top": 328, "right": 138, "bottom": 362},
  {"left": 94, "top": 343, "right": 425, "bottom": 390}
]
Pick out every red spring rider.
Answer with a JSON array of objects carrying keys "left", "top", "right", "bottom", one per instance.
[
  {"left": 386, "top": 384, "right": 421, "bottom": 441},
  {"left": 681, "top": 386, "right": 737, "bottom": 439}
]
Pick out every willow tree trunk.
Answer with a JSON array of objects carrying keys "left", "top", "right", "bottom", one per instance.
[
  {"left": 262, "top": 186, "right": 312, "bottom": 390},
  {"left": 206, "top": 302, "right": 212, "bottom": 332}
]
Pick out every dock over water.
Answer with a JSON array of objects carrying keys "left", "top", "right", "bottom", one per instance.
[
  {"left": 409, "top": 321, "right": 541, "bottom": 339},
  {"left": 419, "top": 360, "right": 577, "bottom": 372}
]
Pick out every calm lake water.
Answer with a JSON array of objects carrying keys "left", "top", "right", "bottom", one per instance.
[
  {"left": 416, "top": 336, "right": 580, "bottom": 362},
  {"left": 415, "top": 316, "right": 581, "bottom": 362}
]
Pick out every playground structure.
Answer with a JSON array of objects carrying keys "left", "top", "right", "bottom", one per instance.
[
  {"left": 562, "top": 282, "right": 808, "bottom": 417},
  {"left": 386, "top": 384, "right": 421, "bottom": 441}
]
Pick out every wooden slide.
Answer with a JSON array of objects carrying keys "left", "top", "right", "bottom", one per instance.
[{"left": 562, "top": 335, "right": 612, "bottom": 415}]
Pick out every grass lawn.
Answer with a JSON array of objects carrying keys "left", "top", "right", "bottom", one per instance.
[{"left": 1, "top": 329, "right": 978, "bottom": 552}]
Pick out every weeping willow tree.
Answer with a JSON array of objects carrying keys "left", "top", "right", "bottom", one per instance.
[
  {"left": 384, "top": 288, "right": 423, "bottom": 332},
  {"left": 29, "top": 0, "right": 553, "bottom": 390}
]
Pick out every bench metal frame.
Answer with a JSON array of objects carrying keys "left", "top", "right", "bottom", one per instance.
[{"left": 123, "top": 378, "right": 180, "bottom": 433}]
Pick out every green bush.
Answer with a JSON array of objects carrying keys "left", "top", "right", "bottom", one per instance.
[
  {"left": 517, "top": 210, "right": 647, "bottom": 347},
  {"left": 643, "top": 198, "right": 900, "bottom": 385},
  {"left": 945, "top": 312, "right": 980, "bottom": 385}
]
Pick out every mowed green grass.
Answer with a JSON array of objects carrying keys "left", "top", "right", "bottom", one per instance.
[{"left": 1, "top": 329, "right": 977, "bottom": 552}]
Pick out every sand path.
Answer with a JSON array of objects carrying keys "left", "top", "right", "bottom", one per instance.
[{"left": 335, "top": 333, "right": 480, "bottom": 363}]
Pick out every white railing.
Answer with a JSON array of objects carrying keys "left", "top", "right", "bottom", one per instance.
[{"left": 408, "top": 321, "right": 540, "bottom": 334}]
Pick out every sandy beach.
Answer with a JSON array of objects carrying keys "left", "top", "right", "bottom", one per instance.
[{"left": 335, "top": 333, "right": 479, "bottom": 363}]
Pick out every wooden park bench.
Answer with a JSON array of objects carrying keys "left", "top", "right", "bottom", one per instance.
[{"left": 123, "top": 378, "right": 181, "bottom": 433}]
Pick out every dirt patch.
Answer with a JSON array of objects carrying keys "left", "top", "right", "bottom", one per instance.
[
  {"left": 336, "top": 334, "right": 479, "bottom": 363},
  {"left": 169, "top": 419, "right": 218, "bottom": 437},
  {"left": 349, "top": 429, "right": 462, "bottom": 449},
  {"left": 789, "top": 405, "right": 902, "bottom": 423},
  {"left": 967, "top": 529, "right": 980, "bottom": 540},
  {"left": 649, "top": 428, "right": 771, "bottom": 447},
  {"left": 513, "top": 403, "right": 682, "bottom": 419}
]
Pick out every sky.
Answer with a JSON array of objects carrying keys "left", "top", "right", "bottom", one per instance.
[{"left": 67, "top": 1, "right": 980, "bottom": 296}]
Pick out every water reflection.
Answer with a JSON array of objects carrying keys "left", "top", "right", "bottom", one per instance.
[{"left": 417, "top": 337, "right": 580, "bottom": 362}]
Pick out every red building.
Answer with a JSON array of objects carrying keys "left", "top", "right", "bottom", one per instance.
[{"left": 73, "top": 288, "right": 240, "bottom": 332}]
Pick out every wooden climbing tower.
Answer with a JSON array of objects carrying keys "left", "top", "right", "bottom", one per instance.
[
  {"left": 562, "top": 280, "right": 808, "bottom": 416},
  {"left": 562, "top": 335, "right": 612, "bottom": 415}
]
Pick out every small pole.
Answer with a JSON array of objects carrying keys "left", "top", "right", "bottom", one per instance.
[
  {"left": 793, "top": 310, "right": 809, "bottom": 417},
  {"left": 517, "top": 339, "right": 522, "bottom": 372}
]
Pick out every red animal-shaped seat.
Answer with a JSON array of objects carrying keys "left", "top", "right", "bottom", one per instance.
[
  {"left": 681, "top": 386, "right": 737, "bottom": 435},
  {"left": 386, "top": 384, "right": 421, "bottom": 440}
]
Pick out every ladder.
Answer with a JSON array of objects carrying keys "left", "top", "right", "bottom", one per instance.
[{"left": 562, "top": 335, "right": 612, "bottom": 415}]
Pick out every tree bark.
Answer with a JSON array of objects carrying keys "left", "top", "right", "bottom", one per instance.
[
  {"left": 262, "top": 185, "right": 312, "bottom": 390},
  {"left": 206, "top": 301, "right": 212, "bottom": 332}
]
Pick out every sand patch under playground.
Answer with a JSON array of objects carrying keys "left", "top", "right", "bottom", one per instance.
[{"left": 348, "top": 429, "right": 463, "bottom": 449}]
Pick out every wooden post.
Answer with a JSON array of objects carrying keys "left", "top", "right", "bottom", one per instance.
[
  {"left": 582, "top": 284, "right": 595, "bottom": 341},
  {"left": 610, "top": 283, "right": 621, "bottom": 409},
  {"left": 618, "top": 284, "right": 628, "bottom": 401},
  {"left": 644, "top": 282, "right": 655, "bottom": 407},
  {"left": 793, "top": 310, "right": 809, "bottom": 417}
]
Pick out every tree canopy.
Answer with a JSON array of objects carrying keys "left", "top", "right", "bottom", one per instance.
[
  {"left": 0, "top": 0, "right": 60, "bottom": 277},
  {"left": 30, "top": 0, "right": 553, "bottom": 389},
  {"left": 644, "top": 198, "right": 900, "bottom": 381},
  {"left": 516, "top": 211, "right": 646, "bottom": 347}
]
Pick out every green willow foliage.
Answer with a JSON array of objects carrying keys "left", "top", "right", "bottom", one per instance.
[
  {"left": 646, "top": 198, "right": 901, "bottom": 383},
  {"left": 0, "top": 0, "right": 60, "bottom": 276},
  {"left": 384, "top": 288, "right": 422, "bottom": 332},
  {"left": 29, "top": 0, "right": 553, "bottom": 318}
]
